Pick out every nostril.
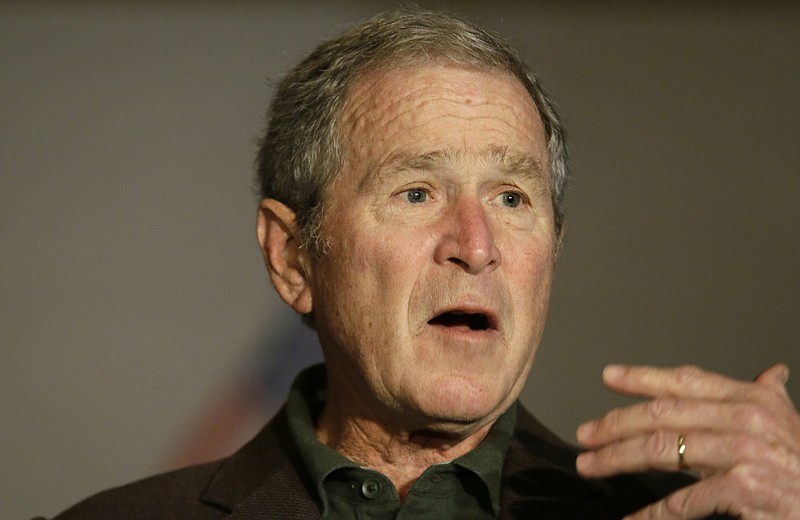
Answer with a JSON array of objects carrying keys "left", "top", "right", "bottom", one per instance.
[{"left": 443, "top": 244, "right": 499, "bottom": 274}]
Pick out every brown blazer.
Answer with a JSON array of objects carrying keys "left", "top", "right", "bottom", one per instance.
[{"left": 46, "top": 405, "right": 729, "bottom": 519}]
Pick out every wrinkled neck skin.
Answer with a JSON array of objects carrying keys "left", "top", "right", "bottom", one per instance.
[{"left": 315, "top": 389, "right": 496, "bottom": 501}]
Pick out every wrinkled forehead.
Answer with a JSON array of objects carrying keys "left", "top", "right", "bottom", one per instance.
[
  {"left": 336, "top": 64, "right": 548, "bottom": 180},
  {"left": 342, "top": 61, "right": 539, "bottom": 124}
]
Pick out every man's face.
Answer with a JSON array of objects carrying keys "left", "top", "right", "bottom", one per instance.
[{"left": 308, "top": 64, "right": 557, "bottom": 433}]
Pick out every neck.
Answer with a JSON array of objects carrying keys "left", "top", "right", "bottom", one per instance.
[{"left": 315, "top": 397, "right": 494, "bottom": 500}]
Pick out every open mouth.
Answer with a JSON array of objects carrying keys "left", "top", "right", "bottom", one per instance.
[{"left": 428, "top": 310, "right": 493, "bottom": 331}]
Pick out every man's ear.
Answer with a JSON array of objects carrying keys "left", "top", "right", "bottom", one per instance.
[
  {"left": 555, "top": 220, "right": 567, "bottom": 259},
  {"left": 256, "top": 199, "right": 313, "bottom": 314}
]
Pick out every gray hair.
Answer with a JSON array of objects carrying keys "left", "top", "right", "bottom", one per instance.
[{"left": 256, "top": 9, "right": 568, "bottom": 255}]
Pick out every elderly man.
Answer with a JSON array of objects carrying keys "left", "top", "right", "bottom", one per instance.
[{"left": 48, "top": 9, "right": 799, "bottom": 520}]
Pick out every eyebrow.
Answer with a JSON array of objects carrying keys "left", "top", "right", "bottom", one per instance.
[
  {"left": 486, "top": 145, "right": 545, "bottom": 182},
  {"left": 366, "top": 145, "right": 546, "bottom": 189},
  {"left": 391, "top": 149, "right": 461, "bottom": 171}
]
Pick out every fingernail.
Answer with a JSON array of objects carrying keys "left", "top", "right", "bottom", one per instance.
[
  {"left": 603, "top": 364, "right": 624, "bottom": 381},
  {"left": 575, "top": 452, "right": 594, "bottom": 473},
  {"left": 781, "top": 366, "right": 790, "bottom": 385},
  {"left": 576, "top": 421, "right": 595, "bottom": 444}
]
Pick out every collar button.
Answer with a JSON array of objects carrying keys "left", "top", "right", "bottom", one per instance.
[{"left": 360, "top": 478, "right": 382, "bottom": 499}]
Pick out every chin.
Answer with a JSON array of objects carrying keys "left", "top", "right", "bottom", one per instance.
[{"left": 412, "top": 376, "right": 510, "bottom": 427}]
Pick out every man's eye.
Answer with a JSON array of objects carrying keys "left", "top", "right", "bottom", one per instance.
[
  {"left": 405, "top": 189, "right": 427, "bottom": 203},
  {"left": 500, "top": 192, "right": 522, "bottom": 208}
]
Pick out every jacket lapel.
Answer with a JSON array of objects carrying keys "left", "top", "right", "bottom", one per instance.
[{"left": 199, "top": 407, "right": 323, "bottom": 519}]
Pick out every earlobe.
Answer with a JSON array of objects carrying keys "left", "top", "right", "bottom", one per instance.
[{"left": 256, "top": 199, "right": 313, "bottom": 314}]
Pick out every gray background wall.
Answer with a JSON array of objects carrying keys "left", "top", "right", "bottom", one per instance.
[{"left": 2, "top": 1, "right": 798, "bottom": 517}]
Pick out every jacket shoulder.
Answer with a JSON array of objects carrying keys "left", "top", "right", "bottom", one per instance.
[
  {"left": 49, "top": 461, "right": 226, "bottom": 520},
  {"left": 45, "top": 407, "right": 312, "bottom": 520}
]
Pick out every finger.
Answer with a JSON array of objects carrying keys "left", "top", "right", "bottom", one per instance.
[
  {"left": 601, "top": 364, "right": 750, "bottom": 401},
  {"left": 577, "top": 430, "right": 690, "bottom": 477},
  {"left": 622, "top": 476, "right": 742, "bottom": 520},
  {"left": 754, "top": 363, "right": 791, "bottom": 396},
  {"left": 623, "top": 469, "right": 792, "bottom": 520},
  {"left": 576, "top": 431, "right": 781, "bottom": 478},
  {"left": 577, "top": 397, "right": 785, "bottom": 447}
]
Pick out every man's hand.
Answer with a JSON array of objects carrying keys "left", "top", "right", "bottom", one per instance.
[{"left": 575, "top": 364, "right": 800, "bottom": 519}]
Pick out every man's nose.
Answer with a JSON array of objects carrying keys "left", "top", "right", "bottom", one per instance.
[{"left": 433, "top": 198, "right": 501, "bottom": 273}]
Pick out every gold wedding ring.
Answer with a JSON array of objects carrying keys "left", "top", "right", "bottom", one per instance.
[{"left": 677, "top": 433, "right": 688, "bottom": 470}]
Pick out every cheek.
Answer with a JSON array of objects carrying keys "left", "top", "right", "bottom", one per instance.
[
  {"left": 504, "top": 236, "right": 556, "bottom": 311},
  {"left": 504, "top": 229, "right": 554, "bottom": 277},
  {"left": 326, "top": 228, "right": 415, "bottom": 316},
  {"left": 354, "top": 221, "right": 432, "bottom": 271}
]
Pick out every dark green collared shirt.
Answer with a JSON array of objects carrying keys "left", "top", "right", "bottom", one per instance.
[{"left": 285, "top": 364, "right": 515, "bottom": 519}]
